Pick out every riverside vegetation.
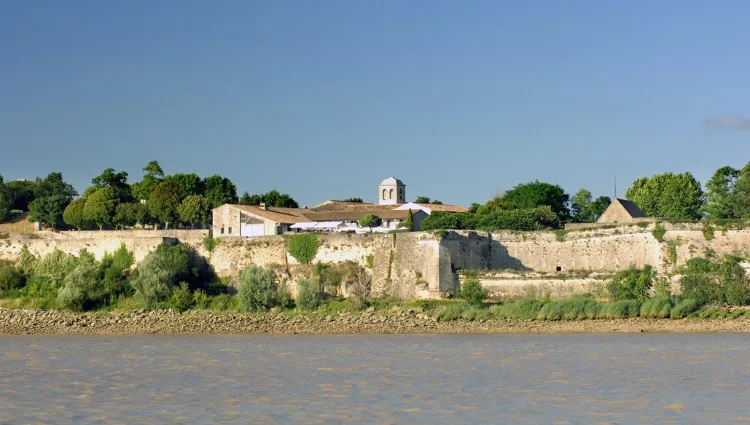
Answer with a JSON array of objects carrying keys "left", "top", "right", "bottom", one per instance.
[{"left": 2, "top": 242, "right": 750, "bottom": 335}]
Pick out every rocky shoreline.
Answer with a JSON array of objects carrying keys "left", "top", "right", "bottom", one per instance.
[{"left": 3, "top": 307, "right": 750, "bottom": 335}]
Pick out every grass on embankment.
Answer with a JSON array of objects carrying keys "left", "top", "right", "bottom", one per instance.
[{"left": 2, "top": 290, "right": 749, "bottom": 321}]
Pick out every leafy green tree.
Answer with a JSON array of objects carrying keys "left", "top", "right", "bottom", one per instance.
[
  {"left": 177, "top": 194, "right": 211, "bottom": 228},
  {"left": 0, "top": 184, "right": 11, "bottom": 222},
  {"left": 415, "top": 196, "right": 431, "bottom": 204},
  {"left": 4, "top": 179, "right": 37, "bottom": 211},
  {"left": 458, "top": 277, "right": 488, "bottom": 305},
  {"left": 238, "top": 190, "right": 298, "bottom": 208},
  {"left": 570, "top": 189, "right": 593, "bottom": 222},
  {"left": 590, "top": 196, "right": 611, "bottom": 220},
  {"left": 131, "top": 160, "right": 164, "bottom": 201},
  {"left": 202, "top": 175, "right": 238, "bottom": 208},
  {"left": 500, "top": 181, "right": 570, "bottom": 221},
  {"left": 237, "top": 265, "right": 278, "bottom": 312},
  {"left": 295, "top": 276, "right": 321, "bottom": 311},
  {"left": 28, "top": 173, "right": 77, "bottom": 229},
  {"left": 83, "top": 188, "right": 118, "bottom": 230},
  {"left": 431, "top": 200, "right": 443, "bottom": 205},
  {"left": 163, "top": 173, "right": 203, "bottom": 198},
  {"left": 91, "top": 168, "right": 132, "bottom": 202},
  {"left": 113, "top": 202, "right": 144, "bottom": 229},
  {"left": 342, "top": 198, "right": 363, "bottom": 203},
  {"left": 403, "top": 209, "right": 415, "bottom": 230},
  {"left": 704, "top": 166, "right": 740, "bottom": 219},
  {"left": 63, "top": 198, "right": 89, "bottom": 230},
  {"left": 359, "top": 214, "right": 382, "bottom": 229},
  {"left": 626, "top": 172, "right": 704, "bottom": 220},
  {"left": 147, "top": 181, "right": 184, "bottom": 228},
  {"left": 733, "top": 162, "right": 750, "bottom": 218}
]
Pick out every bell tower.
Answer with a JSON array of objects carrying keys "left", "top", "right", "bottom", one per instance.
[{"left": 378, "top": 177, "right": 406, "bottom": 205}]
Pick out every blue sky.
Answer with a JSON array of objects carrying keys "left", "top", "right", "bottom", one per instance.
[{"left": 1, "top": 0, "right": 749, "bottom": 207}]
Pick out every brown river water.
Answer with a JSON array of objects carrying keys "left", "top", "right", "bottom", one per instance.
[{"left": 1, "top": 334, "right": 750, "bottom": 424}]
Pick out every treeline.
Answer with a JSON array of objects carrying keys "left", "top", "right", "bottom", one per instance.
[
  {"left": 422, "top": 181, "right": 610, "bottom": 231},
  {"left": 424, "top": 162, "right": 750, "bottom": 232},
  {"left": 0, "top": 161, "right": 299, "bottom": 230}
]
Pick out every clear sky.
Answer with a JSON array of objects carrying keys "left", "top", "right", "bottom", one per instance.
[{"left": 1, "top": 0, "right": 749, "bottom": 207}]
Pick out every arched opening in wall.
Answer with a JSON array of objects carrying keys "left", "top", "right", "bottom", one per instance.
[
  {"left": 382, "top": 189, "right": 387, "bottom": 200},
  {"left": 556, "top": 266, "right": 562, "bottom": 272},
  {"left": 389, "top": 188, "right": 394, "bottom": 199}
]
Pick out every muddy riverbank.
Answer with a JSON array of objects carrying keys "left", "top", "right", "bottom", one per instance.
[{"left": 3, "top": 307, "right": 750, "bottom": 335}]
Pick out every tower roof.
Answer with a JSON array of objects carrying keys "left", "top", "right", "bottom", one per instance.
[{"left": 380, "top": 177, "right": 404, "bottom": 186}]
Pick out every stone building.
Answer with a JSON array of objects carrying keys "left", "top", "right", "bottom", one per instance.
[
  {"left": 378, "top": 177, "right": 406, "bottom": 205},
  {"left": 596, "top": 198, "right": 649, "bottom": 225},
  {"left": 211, "top": 177, "right": 467, "bottom": 238}
]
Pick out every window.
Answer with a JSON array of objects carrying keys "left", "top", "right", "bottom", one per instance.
[
  {"left": 382, "top": 189, "right": 387, "bottom": 200},
  {"left": 389, "top": 188, "right": 394, "bottom": 199},
  {"left": 556, "top": 266, "right": 562, "bottom": 272},
  {"left": 228, "top": 227, "right": 232, "bottom": 234},
  {"left": 220, "top": 227, "right": 224, "bottom": 234}
]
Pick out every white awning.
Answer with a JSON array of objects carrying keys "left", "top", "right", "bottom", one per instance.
[{"left": 290, "top": 222, "right": 317, "bottom": 229}]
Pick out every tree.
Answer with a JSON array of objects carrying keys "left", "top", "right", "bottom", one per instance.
[
  {"left": 415, "top": 196, "right": 431, "bottom": 204},
  {"left": 589, "top": 196, "right": 611, "bottom": 220},
  {"left": 237, "top": 265, "right": 279, "bottom": 312},
  {"left": 342, "top": 198, "right": 364, "bottom": 203},
  {"left": 83, "top": 188, "right": 118, "bottom": 230},
  {"left": 570, "top": 189, "right": 593, "bottom": 222},
  {"left": 0, "top": 178, "right": 10, "bottom": 222},
  {"left": 359, "top": 214, "right": 382, "bottom": 230},
  {"left": 63, "top": 198, "right": 89, "bottom": 230},
  {"left": 29, "top": 194, "right": 69, "bottom": 229},
  {"left": 4, "top": 179, "right": 37, "bottom": 211},
  {"left": 113, "top": 202, "right": 145, "bottom": 229},
  {"left": 500, "top": 181, "right": 570, "bottom": 221},
  {"left": 91, "top": 168, "right": 131, "bottom": 202},
  {"left": 202, "top": 175, "right": 238, "bottom": 208},
  {"left": 28, "top": 173, "right": 77, "bottom": 229},
  {"left": 239, "top": 190, "right": 298, "bottom": 208},
  {"left": 403, "top": 209, "right": 415, "bottom": 230},
  {"left": 147, "top": 181, "right": 184, "bottom": 228},
  {"left": 33, "top": 172, "right": 77, "bottom": 200},
  {"left": 625, "top": 172, "right": 704, "bottom": 220},
  {"left": 704, "top": 166, "right": 740, "bottom": 219},
  {"left": 431, "top": 200, "right": 443, "bottom": 205},
  {"left": 131, "top": 160, "right": 164, "bottom": 201},
  {"left": 733, "top": 162, "right": 750, "bottom": 218},
  {"left": 163, "top": 173, "right": 203, "bottom": 198},
  {"left": 177, "top": 195, "right": 210, "bottom": 228},
  {"left": 147, "top": 182, "right": 181, "bottom": 227}
]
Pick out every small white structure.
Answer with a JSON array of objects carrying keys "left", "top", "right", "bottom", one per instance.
[{"left": 378, "top": 177, "right": 406, "bottom": 205}]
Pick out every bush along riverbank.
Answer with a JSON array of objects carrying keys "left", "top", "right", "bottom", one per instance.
[{"left": 3, "top": 245, "right": 750, "bottom": 335}]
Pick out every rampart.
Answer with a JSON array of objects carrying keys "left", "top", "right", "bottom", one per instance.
[{"left": 1, "top": 223, "right": 749, "bottom": 299}]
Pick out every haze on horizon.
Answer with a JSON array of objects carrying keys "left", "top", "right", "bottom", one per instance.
[{"left": 1, "top": 0, "right": 748, "bottom": 207}]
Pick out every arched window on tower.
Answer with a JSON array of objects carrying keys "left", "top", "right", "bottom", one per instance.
[
  {"left": 389, "top": 188, "right": 394, "bottom": 199},
  {"left": 382, "top": 188, "right": 387, "bottom": 200}
]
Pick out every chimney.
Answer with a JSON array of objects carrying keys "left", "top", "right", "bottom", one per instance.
[{"left": 260, "top": 202, "right": 267, "bottom": 210}]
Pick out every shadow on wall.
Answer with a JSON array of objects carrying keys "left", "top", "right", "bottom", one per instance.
[{"left": 442, "top": 231, "right": 532, "bottom": 272}]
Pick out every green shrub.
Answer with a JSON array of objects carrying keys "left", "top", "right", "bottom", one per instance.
[
  {"left": 489, "top": 298, "right": 547, "bottom": 320},
  {"left": 237, "top": 265, "right": 278, "bottom": 312},
  {"left": 537, "top": 298, "right": 600, "bottom": 321},
  {"left": 666, "top": 241, "right": 678, "bottom": 265},
  {"left": 720, "top": 257, "right": 749, "bottom": 306},
  {"left": 653, "top": 276, "right": 672, "bottom": 298},
  {"left": 434, "top": 303, "right": 470, "bottom": 321},
  {"left": 209, "top": 294, "right": 238, "bottom": 311},
  {"left": 167, "top": 282, "right": 193, "bottom": 311},
  {"left": 639, "top": 297, "right": 673, "bottom": 319},
  {"left": 277, "top": 281, "right": 294, "bottom": 309},
  {"left": 598, "top": 300, "right": 641, "bottom": 319},
  {"left": 20, "top": 276, "right": 56, "bottom": 299},
  {"left": 0, "top": 266, "right": 23, "bottom": 291},
  {"left": 202, "top": 236, "right": 221, "bottom": 253},
  {"left": 458, "top": 278, "right": 488, "bottom": 306},
  {"left": 287, "top": 234, "right": 319, "bottom": 264},
  {"left": 295, "top": 277, "right": 321, "bottom": 311},
  {"left": 702, "top": 223, "right": 715, "bottom": 241},
  {"left": 680, "top": 258, "right": 722, "bottom": 306},
  {"left": 555, "top": 230, "right": 567, "bottom": 242},
  {"left": 670, "top": 298, "right": 699, "bottom": 319},
  {"left": 698, "top": 306, "right": 731, "bottom": 319},
  {"left": 365, "top": 254, "right": 374, "bottom": 269},
  {"left": 56, "top": 263, "right": 99, "bottom": 311},
  {"left": 192, "top": 288, "right": 209, "bottom": 309},
  {"left": 607, "top": 265, "right": 654, "bottom": 301},
  {"left": 652, "top": 223, "right": 666, "bottom": 242}
]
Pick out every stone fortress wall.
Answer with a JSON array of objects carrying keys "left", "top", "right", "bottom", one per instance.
[{"left": 1, "top": 222, "right": 748, "bottom": 299}]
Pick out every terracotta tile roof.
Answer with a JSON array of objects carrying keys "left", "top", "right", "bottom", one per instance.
[
  {"left": 301, "top": 209, "right": 417, "bottom": 222},
  {"left": 223, "top": 204, "right": 310, "bottom": 224},
  {"left": 416, "top": 203, "right": 469, "bottom": 213},
  {"left": 310, "top": 202, "right": 397, "bottom": 212}
]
